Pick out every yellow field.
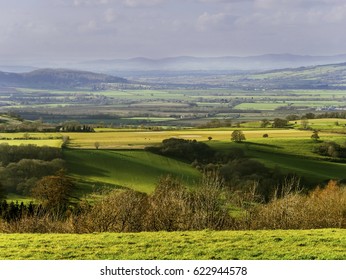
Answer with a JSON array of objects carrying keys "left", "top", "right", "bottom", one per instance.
[
  {"left": 62, "top": 128, "right": 330, "bottom": 149},
  {"left": 0, "top": 128, "right": 339, "bottom": 149}
]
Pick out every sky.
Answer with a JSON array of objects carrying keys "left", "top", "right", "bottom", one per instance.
[{"left": 1, "top": 0, "right": 346, "bottom": 64}]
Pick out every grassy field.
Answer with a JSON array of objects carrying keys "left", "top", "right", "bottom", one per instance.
[
  {"left": 64, "top": 149, "right": 201, "bottom": 194},
  {"left": 210, "top": 136, "right": 346, "bottom": 183},
  {"left": 0, "top": 229, "right": 344, "bottom": 260},
  {"left": 63, "top": 128, "right": 320, "bottom": 149},
  {"left": 0, "top": 125, "right": 344, "bottom": 191}
]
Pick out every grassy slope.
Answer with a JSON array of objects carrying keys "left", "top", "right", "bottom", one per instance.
[
  {"left": 0, "top": 229, "right": 344, "bottom": 260},
  {"left": 211, "top": 137, "right": 346, "bottom": 183},
  {"left": 64, "top": 149, "right": 201, "bottom": 194}
]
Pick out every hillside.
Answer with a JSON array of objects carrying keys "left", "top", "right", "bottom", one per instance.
[
  {"left": 239, "top": 62, "right": 346, "bottom": 89},
  {"left": 0, "top": 68, "right": 128, "bottom": 89}
]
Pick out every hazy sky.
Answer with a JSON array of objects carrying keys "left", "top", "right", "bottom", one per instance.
[{"left": 1, "top": 0, "right": 346, "bottom": 63}]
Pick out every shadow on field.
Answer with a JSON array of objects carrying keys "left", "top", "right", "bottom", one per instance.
[
  {"left": 64, "top": 150, "right": 110, "bottom": 178},
  {"left": 245, "top": 141, "right": 283, "bottom": 149}
]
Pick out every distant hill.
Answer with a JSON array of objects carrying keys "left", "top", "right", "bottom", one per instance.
[
  {"left": 0, "top": 68, "right": 128, "bottom": 89},
  {"left": 243, "top": 62, "right": 346, "bottom": 89},
  {"left": 77, "top": 54, "right": 346, "bottom": 73}
]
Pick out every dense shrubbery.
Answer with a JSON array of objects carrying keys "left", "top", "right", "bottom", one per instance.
[
  {"left": 1, "top": 175, "right": 345, "bottom": 233},
  {"left": 249, "top": 180, "right": 346, "bottom": 229},
  {"left": 145, "top": 138, "right": 215, "bottom": 163},
  {"left": 146, "top": 138, "right": 311, "bottom": 202},
  {"left": 0, "top": 158, "right": 65, "bottom": 194},
  {"left": 0, "top": 144, "right": 62, "bottom": 165},
  {"left": 314, "top": 141, "right": 346, "bottom": 159},
  {"left": 0, "top": 144, "right": 64, "bottom": 196}
]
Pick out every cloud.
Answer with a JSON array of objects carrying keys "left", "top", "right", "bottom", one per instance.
[
  {"left": 196, "top": 12, "right": 235, "bottom": 32},
  {"left": 124, "top": 0, "right": 163, "bottom": 8},
  {"left": 104, "top": 8, "right": 118, "bottom": 23},
  {"left": 71, "top": 0, "right": 110, "bottom": 6}
]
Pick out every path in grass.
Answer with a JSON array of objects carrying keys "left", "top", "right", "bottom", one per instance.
[{"left": 0, "top": 229, "right": 344, "bottom": 260}]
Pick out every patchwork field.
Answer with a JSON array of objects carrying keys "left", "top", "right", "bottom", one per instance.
[
  {"left": 0, "top": 229, "right": 344, "bottom": 260},
  {"left": 1, "top": 123, "right": 345, "bottom": 193}
]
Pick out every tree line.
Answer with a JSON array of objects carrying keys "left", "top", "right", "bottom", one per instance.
[{"left": 0, "top": 144, "right": 64, "bottom": 196}]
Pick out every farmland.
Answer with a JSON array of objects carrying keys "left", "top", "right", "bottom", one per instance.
[
  {"left": 1, "top": 121, "right": 346, "bottom": 198},
  {"left": 64, "top": 149, "right": 201, "bottom": 194},
  {"left": 1, "top": 65, "right": 346, "bottom": 261},
  {"left": 0, "top": 229, "right": 344, "bottom": 260}
]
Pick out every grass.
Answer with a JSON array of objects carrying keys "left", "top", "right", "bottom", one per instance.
[
  {"left": 1, "top": 123, "right": 345, "bottom": 193},
  {"left": 210, "top": 135, "right": 346, "bottom": 183},
  {"left": 0, "top": 132, "right": 63, "bottom": 147},
  {"left": 64, "top": 149, "right": 201, "bottom": 194},
  {"left": 0, "top": 229, "right": 344, "bottom": 260}
]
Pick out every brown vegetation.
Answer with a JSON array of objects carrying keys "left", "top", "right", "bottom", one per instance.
[{"left": 0, "top": 177, "right": 345, "bottom": 233}]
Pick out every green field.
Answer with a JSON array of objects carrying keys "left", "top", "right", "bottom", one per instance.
[
  {"left": 0, "top": 229, "right": 344, "bottom": 260},
  {"left": 64, "top": 149, "right": 201, "bottom": 194},
  {"left": 0, "top": 121, "right": 345, "bottom": 195},
  {"left": 210, "top": 136, "right": 346, "bottom": 183}
]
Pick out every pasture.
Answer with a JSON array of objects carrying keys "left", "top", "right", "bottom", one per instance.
[
  {"left": 64, "top": 149, "right": 201, "bottom": 194},
  {"left": 0, "top": 229, "right": 344, "bottom": 260},
  {"left": 0, "top": 122, "right": 345, "bottom": 192}
]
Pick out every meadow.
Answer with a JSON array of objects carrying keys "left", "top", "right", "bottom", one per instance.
[
  {"left": 1, "top": 122, "right": 346, "bottom": 196},
  {"left": 64, "top": 149, "right": 201, "bottom": 194},
  {"left": 0, "top": 229, "right": 344, "bottom": 260}
]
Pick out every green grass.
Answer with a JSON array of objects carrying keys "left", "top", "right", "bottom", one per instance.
[
  {"left": 0, "top": 229, "right": 344, "bottom": 260},
  {"left": 210, "top": 135, "right": 346, "bottom": 183},
  {"left": 64, "top": 149, "right": 201, "bottom": 194},
  {"left": 234, "top": 103, "right": 284, "bottom": 110}
]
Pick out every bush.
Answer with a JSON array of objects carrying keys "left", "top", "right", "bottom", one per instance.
[
  {"left": 145, "top": 138, "right": 215, "bottom": 163},
  {"left": 73, "top": 189, "right": 149, "bottom": 233},
  {"left": 248, "top": 180, "right": 346, "bottom": 229}
]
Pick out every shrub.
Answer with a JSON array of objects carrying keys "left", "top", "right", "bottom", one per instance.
[{"left": 74, "top": 189, "right": 149, "bottom": 233}]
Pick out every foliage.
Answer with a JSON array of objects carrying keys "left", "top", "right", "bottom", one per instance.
[
  {"left": 59, "top": 122, "right": 94, "bottom": 132},
  {"left": 314, "top": 141, "right": 346, "bottom": 158},
  {"left": 145, "top": 138, "right": 215, "bottom": 163},
  {"left": 0, "top": 144, "right": 62, "bottom": 166},
  {"left": 0, "top": 184, "right": 6, "bottom": 201},
  {"left": 31, "top": 172, "right": 74, "bottom": 209},
  {"left": 231, "top": 130, "right": 246, "bottom": 142},
  {"left": 0, "top": 158, "right": 65, "bottom": 195},
  {"left": 311, "top": 130, "right": 320, "bottom": 142},
  {"left": 272, "top": 118, "right": 289, "bottom": 128},
  {"left": 1, "top": 177, "right": 346, "bottom": 234},
  {"left": 74, "top": 189, "right": 149, "bottom": 233},
  {"left": 250, "top": 180, "right": 346, "bottom": 230},
  {"left": 260, "top": 119, "right": 270, "bottom": 128}
]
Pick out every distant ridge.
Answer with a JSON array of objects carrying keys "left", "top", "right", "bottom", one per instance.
[
  {"left": 0, "top": 68, "right": 128, "bottom": 89},
  {"left": 77, "top": 53, "right": 346, "bottom": 72}
]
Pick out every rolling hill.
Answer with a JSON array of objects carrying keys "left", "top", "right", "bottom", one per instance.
[
  {"left": 0, "top": 68, "right": 128, "bottom": 89},
  {"left": 76, "top": 53, "right": 346, "bottom": 73}
]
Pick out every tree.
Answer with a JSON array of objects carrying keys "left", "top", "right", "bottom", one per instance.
[
  {"left": 272, "top": 118, "right": 288, "bottom": 128},
  {"left": 94, "top": 142, "right": 100, "bottom": 150},
  {"left": 208, "top": 136, "right": 213, "bottom": 141},
  {"left": 260, "top": 119, "right": 270, "bottom": 128},
  {"left": 311, "top": 130, "right": 320, "bottom": 142},
  {"left": 231, "top": 130, "right": 246, "bottom": 142},
  {"left": 0, "top": 182, "right": 6, "bottom": 200},
  {"left": 301, "top": 118, "right": 309, "bottom": 130},
  {"left": 31, "top": 172, "right": 74, "bottom": 209}
]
